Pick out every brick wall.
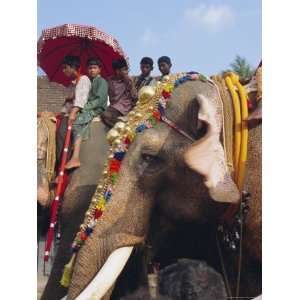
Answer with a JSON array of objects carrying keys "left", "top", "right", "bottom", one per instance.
[{"left": 37, "top": 76, "right": 67, "bottom": 113}]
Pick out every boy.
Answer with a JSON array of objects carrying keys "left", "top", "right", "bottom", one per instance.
[
  {"left": 157, "top": 56, "right": 172, "bottom": 81},
  {"left": 101, "top": 58, "right": 137, "bottom": 127},
  {"left": 65, "top": 58, "right": 108, "bottom": 169},
  {"left": 133, "top": 57, "right": 156, "bottom": 92},
  {"left": 56, "top": 55, "right": 91, "bottom": 170}
]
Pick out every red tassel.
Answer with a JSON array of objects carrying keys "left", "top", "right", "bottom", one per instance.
[
  {"left": 80, "top": 231, "right": 88, "bottom": 241},
  {"left": 124, "top": 137, "right": 131, "bottom": 145},
  {"left": 94, "top": 209, "right": 103, "bottom": 219},
  {"left": 152, "top": 110, "right": 161, "bottom": 121},
  {"left": 162, "top": 90, "right": 171, "bottom": 99},
  {"left": 109, "top": 159, "right": 121, "bottom": 172}
]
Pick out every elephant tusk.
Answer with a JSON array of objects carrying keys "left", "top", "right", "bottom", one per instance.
[
  {"left": 75, "top": 246, "right": 134, "bottom": 300},
  {"left": 60, "top": 296, "right": 67, "bottom": 300}
]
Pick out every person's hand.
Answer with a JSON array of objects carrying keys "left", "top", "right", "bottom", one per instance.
[{"left": 68, "top": 110, "right": 77, "bottom": 122}]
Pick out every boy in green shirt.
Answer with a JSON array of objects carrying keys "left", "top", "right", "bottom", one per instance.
[{"left": 65, "top": 58, "right": 108, "bottom": 169}]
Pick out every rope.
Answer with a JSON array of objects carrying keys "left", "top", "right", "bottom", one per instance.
[
  {"left": 216, "top": 233, "right": 233, "bottom": 299},
  {"left": 161, "top": 115, "right": 195, "bottom": 142},
  {"left": 211, "top": 76, "right": 234, "bottom": 176},
  {"left": 236, "top": 202, "right": 244, "bottom": 297},
  {"left": 212, "top": 73, "right": 250, "bottom": 299}
]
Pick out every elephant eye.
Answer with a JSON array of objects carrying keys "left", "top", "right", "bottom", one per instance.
[
  {"left": 141, "top": 153, "right": 158, "bottom": 163},
  {"left": 138, "top": 152, "right": 164, "bottom": 177}
]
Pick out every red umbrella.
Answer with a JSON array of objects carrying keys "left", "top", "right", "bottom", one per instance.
[{"left": 37, "top": 24, "right": 128, "bottom": 86}]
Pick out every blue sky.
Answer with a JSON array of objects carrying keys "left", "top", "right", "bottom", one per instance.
[{"left": 38, "top": 0, "right": 261, "bottom": 76}]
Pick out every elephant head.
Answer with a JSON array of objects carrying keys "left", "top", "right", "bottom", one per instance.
[
  {"left": 66, "top": 79, "right": 240, "bottom": 299},
  {"left": 37, "top": 113, "right": 56, "bottom": 207}
]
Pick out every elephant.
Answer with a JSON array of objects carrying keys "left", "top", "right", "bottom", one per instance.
[
  {"left": 40, "top": 119, "right": 110, "bottom": 300},
  {"left": 120, "top": 259, "right": 227, "bottom": 300},
  {"left": 51, "top": 75, "right": 261, "bottom": 300},
  {"left": 37, "top": 112, "right": 57, "bottom": 207}
]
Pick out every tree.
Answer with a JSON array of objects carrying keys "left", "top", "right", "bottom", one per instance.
[{"left": 229, "top": 55, "right": 254, "bottom": 82}]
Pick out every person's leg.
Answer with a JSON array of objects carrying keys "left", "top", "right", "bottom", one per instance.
[
  {"left": 53, "top": 116, "right": 74, "bottom": 183},
  {"left": 65, "top": 137, "right": 82, "bottom": 169},
  {"left": 101, "top": 107, "right": 123, "bottom": 128},
  {"left": 101, "top": 110, "right": 114, "bottom": 128},
  {"left": 56, "top": 116, "right": 73, "bottom": 169}
]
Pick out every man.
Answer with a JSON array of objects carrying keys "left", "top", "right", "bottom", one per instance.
[
  {"left": 120, "top": 259, "right": 227, "bottom": 300},
  {"left": 133, "top": 57, "right": 156, "bottom": 92},
  {"left": 157, "top": 56, "right": 172, "bottom": 81},
  {"left": 101, "top": 58, "right": 137, "bottom": 127},
  {"left": 159, "top": 259, "right": 227, "bottom": 300}
]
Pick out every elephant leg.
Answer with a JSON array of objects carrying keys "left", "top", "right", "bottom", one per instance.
[
  {"left": 41, "top": 232, "right": 71, "bottom": 300},
  {"left": 41, "top": 185, "right": 97, "bottom": 300}
]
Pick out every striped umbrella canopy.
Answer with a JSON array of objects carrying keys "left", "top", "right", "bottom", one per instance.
[{"left": 37, "top": 24, "right": 128, "bottom": 86}]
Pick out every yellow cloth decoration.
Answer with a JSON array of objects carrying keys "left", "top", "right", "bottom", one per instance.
[
  {"left": 224, "top": 74, "right": 242, "bottom": 180},
  {"left": 235, "top": 80, "right": 249, "bottom": 190},
  {"left": 224, "top": 72, "right": 249, "bottom": 191},
  {"left": 60, "top": 254, "right": 76, "bottom": 288}
]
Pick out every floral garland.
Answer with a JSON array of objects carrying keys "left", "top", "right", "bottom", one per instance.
[{"left": 60, "top": 72, "right": 208, "bottom": 287}]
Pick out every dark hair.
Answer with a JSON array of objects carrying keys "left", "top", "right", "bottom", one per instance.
[
  {"left": 159, "top": 259, "right": 227, "bottom": 300},
  {"left": 62, "top": 55, "right": 80, "bottom": 70},
  {"left": 157, "top": 56, "right": 171, "bottom": 66},
  {"left": 112, "top": 58, "right": 128, "bottom": 70},
  {"left": 120, "top": 287, "right": 172, "bottom": 300},
  {"left": 140, "top": 57, "right": 154, "bottom": 67},
  {"left": 87, "top": 57, "right": 102, "bottom": 67}
]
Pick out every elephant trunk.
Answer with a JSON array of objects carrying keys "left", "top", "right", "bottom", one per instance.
[{"left": 67, "top": 155, "right": 155, "bottom": 300}]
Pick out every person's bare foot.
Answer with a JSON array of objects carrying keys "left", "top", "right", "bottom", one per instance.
[{"left": 65, "top": 158, "right": 81, "bottom": 170}]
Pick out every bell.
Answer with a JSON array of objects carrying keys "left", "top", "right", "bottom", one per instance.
[
  {"left": 112, "top": 138, "right": 122, "bottom": 146},
  {"left": 229, "top": 241, "right": 237, "bottom": 251},
  {"left": 217, "top": 225, "right": 224, "bottom": 232},
  {"left": 134, "top": 112, "right": 143, "bottom": 120},
  {"left": 124, "top": 126, "right": 133, "bottom": 135},
  {"left": 148, "top": 105, "right": 155, "bottom": 112},
  {"left": 114, "top": 121, "right": 126, "bottom": 133},
  {"left": 128, "top": 111, "right": 136, "bottom": 117},
  {"left": 107, "top": 129, "right": 120, "bottom": 144},
  {"left": 138, "top": 86, "right": 156, "bottom": 104},
  {"left": 234, "top": 231, "right": 240, "bottom": 240}
]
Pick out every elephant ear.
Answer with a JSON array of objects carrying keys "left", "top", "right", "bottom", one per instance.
[{"left": 184, "top": 94, "right": 240, "bottom": 203}]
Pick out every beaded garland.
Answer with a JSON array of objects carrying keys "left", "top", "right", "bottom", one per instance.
[{"left": 60, "top": 72, "right": 208, "bottom": 287}]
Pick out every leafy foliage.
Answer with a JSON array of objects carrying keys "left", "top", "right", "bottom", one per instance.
[{"left": 229, "top": 55, "right": 254, "bottom": 81}]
